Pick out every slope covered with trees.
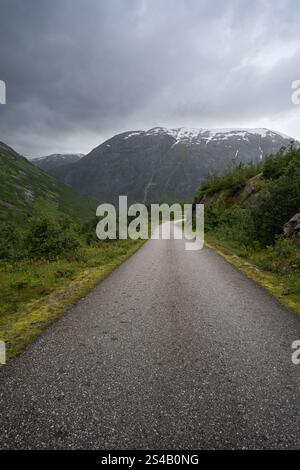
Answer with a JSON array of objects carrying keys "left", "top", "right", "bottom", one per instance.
[{"left": 196, "top": 144, "right": 300, "bottom": 301}]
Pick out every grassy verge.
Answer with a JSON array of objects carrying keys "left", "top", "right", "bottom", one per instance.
[
  {"left": 0, "top": 239, "right": 144, "bottom": 362},
  {"left": 205, "top": 233, "right": 300, "bottom": 316}
]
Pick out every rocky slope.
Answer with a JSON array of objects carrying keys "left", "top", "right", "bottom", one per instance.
[{"left": 52, "top": 127, "right": 296, "bottom": 204}]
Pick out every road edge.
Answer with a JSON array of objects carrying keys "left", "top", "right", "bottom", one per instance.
[
  {"left": 0, "top": 240, "right": 145, "bottom": 364},
  {"left": 204, "top": 238, "right": 300, "bottom": 318}
]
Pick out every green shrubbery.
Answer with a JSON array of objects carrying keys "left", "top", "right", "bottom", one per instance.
[
  {"left": 81, "top": 217, "right": 99, "bottom": 245},
  {"left": 0, "top": 210, "right": 146, "bottom": 262},
  {"left": 0, "top": 215, "right": 84, "bottom": 261},
  {"left": 201, "top": 145, "right": 300, "bottom": 281},
  {"left": 262, "top": 145, "right": 294, "bottom": 180},
  {"left": 251, "top": 145, "right": 300, "bottom": 245},
  {"left": 202, "top": 145, "right": 300, "bottom": 248},
  {"left": 198, "top": 163, "right": 262, "bottom": 198},
  {"left": 25, "top": 217, "right": 82, "bottom": 260},
  {"left": 0, "top": 220, "right": 22, "bottom": 260},
  {"left": 252, "top": 237, "right": 300, "bottom": 275}
]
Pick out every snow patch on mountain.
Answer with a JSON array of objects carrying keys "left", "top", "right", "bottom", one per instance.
[
  {"left": 123, "top": 132, "right": 143, "bottom": 140},
  {"left": 143, "top": 127, "right": 294, "bottom": 147},
  {"left": 33, "top": 153, "right": 84, "bottom": 162}
]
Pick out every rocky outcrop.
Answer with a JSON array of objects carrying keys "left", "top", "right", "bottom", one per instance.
[
  {"left": 283, "top": 214, "right": 300, "bottom": 238},
  {"left": 238, "top": 173, "right": 264, "bottom": 204},
  {"left": 197, "top": 173, "right": 265, "bottom": 207},
  {"left": 199, "top": 190, "right": 226, "bottom": 205}
]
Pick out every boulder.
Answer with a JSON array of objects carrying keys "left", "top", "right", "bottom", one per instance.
[{"left": 283, "top": 213, "right": 300, "bottom": 238}]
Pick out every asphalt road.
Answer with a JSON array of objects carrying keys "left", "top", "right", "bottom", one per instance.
[{"left": 1, "top": 224, "right": 300, "bottom": 449}]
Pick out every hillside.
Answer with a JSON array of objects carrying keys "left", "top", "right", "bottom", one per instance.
[
  {"left": 0, "top": 142, "right": 97, "bottom": 223},
  {"left": 195, "top": 144, "right": 300, "bottom": 245},
  {"left": 31, "top": 153, "right": 84, "bottom": 172},
  {"left": 194, "top": 145, "right": 300, "bottom": 300},
  {"left": 52, "top": 127, "right": 296, "bottom": 204}
]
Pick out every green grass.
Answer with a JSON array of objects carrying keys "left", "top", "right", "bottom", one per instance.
[
  {"left": 0, "top": 143, "right": 147, "bottom": 364},
  {"left": 0, "top": 239, "right": 144, "bottom": 362},
  {"left": 205, "top": 232, "right": 300, "bottom": 317}
]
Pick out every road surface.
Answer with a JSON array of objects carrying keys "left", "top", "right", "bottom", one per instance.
[{"left": 1, "top": 224, "right": 300, "bottom": 449}]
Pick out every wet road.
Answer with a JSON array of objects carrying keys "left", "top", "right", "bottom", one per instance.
[{"left": 1, "top": 225, "right": 300, "bottom": 449}]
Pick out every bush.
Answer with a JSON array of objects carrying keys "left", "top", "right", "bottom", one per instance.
[
  {"left": 198, "top": 163, "right": 262, "bottom": 198},
  {"left": 0, "top": 220, "right": 22, "bottom": 260},
  {"left": 262, "top": 143, "right": 296, "bottom": 180},
  {"left": 263, "top": 152, "right": 288, "bottom": 180},
  {"left": 202, "top": 146, "right": 300, "bottom": 247},
  {"left": 25, "top": 216, "right": 82, "bottom": 260},
  {"left": 81, "top": 217, "right": 99, "bottom": 245},
  {"left": 250, "top": 170, "right": 300, "bottom": 246},
  {"left": 253, "top": 237, "right": 300, "bottom": 275},
  {"left": 205, "top": 204, "right": 255, "bottom": 247}
]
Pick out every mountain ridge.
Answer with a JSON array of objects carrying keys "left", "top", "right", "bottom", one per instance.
[
  {"left": 30, "top": 153, "right": 84, "bottom": 172},
  {"left": 52, "top": 126, "right": 297, "bottom": 204}
]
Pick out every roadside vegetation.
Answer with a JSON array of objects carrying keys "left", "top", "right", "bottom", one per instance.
[
  {"left": 0, "top": 143, "right": 145, "bottom": 362},
  {"left": 0, "top": 214, "right": 143, "bottom": 362},
  {"left": 196, "top": 144, "right": 300, "bottom": 313}
]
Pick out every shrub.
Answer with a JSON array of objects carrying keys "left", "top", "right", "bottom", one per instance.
[
  {"left": 205, "top": 204, "right": 255, "bottom": 247},
  {"left": 25, "top": 216, "right": 82, "bottom": 260},
  {"left": 198, "top": 163, "right": 262, "bottom": 199},
  {"left": 81, "top": 217, "right": 99, "bottom": 245},
  {"left": 253, "top": 237, "right": 300, "bottom": 275},
  {"left": 202, "top": 146, "right": 300, "bottom": 247},
  {"left": 250, "top": 170, "right": 300, "bottom": 246},
  {"left": 263, "top": 152, "right": 288, "bottom": 180},
  {"left": 0, "top": 220, "right": 22, "bottom": 260},
  {"left": 262, "top": 143, "right": 297, "bottom": 180}
]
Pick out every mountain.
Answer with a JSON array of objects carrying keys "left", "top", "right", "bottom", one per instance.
[
  {"left": 31, "top": 153, "right": 84, "bottom": 172},
  {"left": 0, "top": 142, "right": 96, "bottom": 222},
  {"left": 52, "top": 127, "right": 296, "bottom": 204}
]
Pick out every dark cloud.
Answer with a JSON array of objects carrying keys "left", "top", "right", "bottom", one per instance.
[{"left": 0, "top": 0, "right": 300, "bottom": 156}]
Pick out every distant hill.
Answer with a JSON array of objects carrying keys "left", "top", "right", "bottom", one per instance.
[
  {"left": 52, "top": 127, "right": 297, "bottom": 204},
  {"left": 31, "top": 153, "right": 84, "bottom": 172},
  {"left": 0, "top": 142, "right": 97, "bottom": 223}
]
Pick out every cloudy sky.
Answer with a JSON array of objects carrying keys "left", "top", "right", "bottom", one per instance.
[{"left": 0, "top": 0, "right": 300, "bottom": 157}]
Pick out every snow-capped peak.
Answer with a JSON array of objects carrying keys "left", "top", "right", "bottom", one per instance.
[{"left": 144, "top": 126, "right": 294, "bottom": 146}]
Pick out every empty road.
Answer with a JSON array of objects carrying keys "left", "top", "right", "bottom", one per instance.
[{"left": 1, "top": 224, "right": 300, "bottom": 449}]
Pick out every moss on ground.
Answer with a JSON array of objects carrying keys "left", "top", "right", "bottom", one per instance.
[
  {"left": 0, "top": 240, "right": 144, "bottom": 363},
  {"left": 205, "top": 234, "right": 300, "bottom": 317}
]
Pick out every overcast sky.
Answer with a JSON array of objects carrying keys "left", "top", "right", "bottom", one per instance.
[{"left": 0, "top": 0, "right": 300, "bottom": 157}]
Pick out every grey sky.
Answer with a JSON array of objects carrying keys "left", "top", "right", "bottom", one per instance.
[{"left": 0, "top": 0, "right": 300, "bottom": 157}]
